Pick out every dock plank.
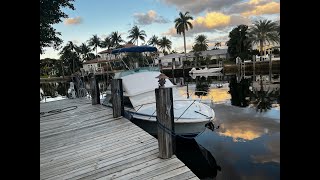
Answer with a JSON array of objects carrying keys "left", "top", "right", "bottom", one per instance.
[{"left": 40, "top": 98, "right": 199, "bottom": 180}]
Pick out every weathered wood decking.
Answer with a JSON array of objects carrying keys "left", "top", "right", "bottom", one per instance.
[{"left": 40, "top": 98, "right": 198, "bottom": 180}]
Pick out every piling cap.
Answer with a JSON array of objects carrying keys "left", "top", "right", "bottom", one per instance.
[{"left": 155, "top": 73, "right": 169, "bottom": 79}]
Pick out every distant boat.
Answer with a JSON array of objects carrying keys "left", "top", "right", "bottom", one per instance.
[
  {"left": 189, "top": 67, "right": 223, "bottom": 74},
  {"left": 190, "top": 72, "right": 223, "bottom": 79}
]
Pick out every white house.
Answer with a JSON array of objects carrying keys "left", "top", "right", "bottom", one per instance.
[
  {"left": 97, "top": 43, "right": 136, "bottom": 61},
  {"left": 187, "top": 49, "right": 229, "bottom": 60},
  {"left": 154, "top": 49, "right": 229, "bottom": 67},
  {"left": 82, "top": 59, "right": 110, "bottom": 74}
]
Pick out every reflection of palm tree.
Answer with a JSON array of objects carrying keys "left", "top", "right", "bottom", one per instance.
[
  {"left": 250, "top": 76, "right": 278, "bottom": 112},
  {"left": 175, "top": 11, "right": 193, "bottom": 78},
  {"left": 158, "top": 36, "right": 172, "bottom": 54},
  {"left": 195, "top": 76, "right": 210, "bottom": 97},
  {"left": 228, "top": 76, "right": 250, "bottom": 107},
  {"left": 127, "top": 25, "right": 147, "bottom": 46}
]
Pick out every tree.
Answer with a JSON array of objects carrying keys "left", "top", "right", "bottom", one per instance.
[
  {"left": 110, "top": 31, "right": 124, "bottom": 48},
  {"left": 158, "top": 37, "right": 172, "bottom": 54},
  {"left": 249, "top": 19, "right": 280, "bottom": 56},
  {"left": 101, "top": 36, "right": 112, "bottom": 50},
  {"left": 174, "top": 11, "right": 193, "bottom": 78},
  {"left": 127, "top": 25, "right": 147, "bottom": 46},
  {"left": 214, "top": 42, "right": 222, "bottom": 49},
  {"left": 226, "top": 25, "right": 252, "bottom": 61},
  {"left": 88, "top": 34, "right": 102, "bottom": 57},
  {"left": 40, "top": 0, "right": 75, "bottom": 54},
  {"left": 192, "top": 34, "right": 208, "bottom": 67},
  {"left": 147, "top": 35, "right": 159, "bottom": 47},
  {"left": 194, "top": 34, "right": 208, "bottom": 51},
  {"left": 65, "top": 41, "right": 78, "bottom": 52},
  {"left": 78, "top": 43, "right": 92, "bottom": 61},
  {"left": 59, "top": 44, "right": 81, "bottom": 74}
]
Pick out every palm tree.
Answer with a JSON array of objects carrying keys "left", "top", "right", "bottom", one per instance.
[
  {"left": 214, "top": 42, "right": 222, "bottom": 49},
  {"left": 249, "top": 19, "right": 280, "bottom": 56},
  {"left": 78, "top": 43, "right": 91, "bottom": 61},
  {"left": 88, "top": 34, "right": 102, "bottom": 57},
  {"left": 59, "top": 45, "right": 81, "bottom": 74},
  {"left": 127, "top": 25, "right": 147, "bottom": 46},
  {"left": 174, "top": 11, "right": 193, "bottom": 78},
  {"left": 110, "top": 31, "right": 124, "bottom": 48},
  {"left": 147, "top": 35, "right": 159, "bottom": 47},
  {"left": 65, "top": 41, "right": 78, "bottom": 52},
  {"left": 194, "top": 34, "right": 208, "bottom": 51},
  {"left": 101, "top": 36, "right": 112, "bottom": 50},
  {"left": 158, "top": 36, "right": 172, "bottom": 54}
]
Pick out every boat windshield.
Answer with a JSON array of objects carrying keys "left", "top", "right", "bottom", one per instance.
[{"left": 114, "top": 67, "right": 160, "bottom": 78}]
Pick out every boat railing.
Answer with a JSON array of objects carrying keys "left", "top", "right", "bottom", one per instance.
[{"left": 128, "top": 97, "right": 214, "bottom": 121}]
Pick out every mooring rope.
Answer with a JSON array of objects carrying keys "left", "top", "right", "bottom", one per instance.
[
  {"left": 40, "top": 106, "right": 78, "bottom": 117},
  {"left": 156, "top": 117, "right": 219, "bottom": 140}
]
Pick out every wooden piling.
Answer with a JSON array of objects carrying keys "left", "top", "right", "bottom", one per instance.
[
  {"left": 111, "top": 79, "right": 124, "bottom": 118},
  {"left": 172, "top": 58, "right": 175, "bottom": 83},
  {"left": 269, "top": 55, "right": 272, "bottom": 83},
  {"left": 253, "top": 55, "right": 256, "bottom": 81},
  {"left": 90, "top": 75, "right": 100, "bottom": 105},
  {"left": 155, "top": 87, "right": 175, "bottom": 159}
]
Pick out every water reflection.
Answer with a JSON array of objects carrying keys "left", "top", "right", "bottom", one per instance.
[
  {"left": 195, "top": 76, "right": 211, "bottom": 97},
  {"left": 40, "top": 82, "right": 68, "bottom": 98},
  {"left": 194, "top": 104, "right": 280, "bottom": 179},
  {"left": 250, "top": 77, "right": 280, "bottom": 112},
  {"left": 228, "top": 76, "right": 251, "bottom": 107}
]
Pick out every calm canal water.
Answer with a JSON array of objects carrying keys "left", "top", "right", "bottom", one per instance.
[{"left": 40, "top": 72, "right": 280, "bottom": 180}]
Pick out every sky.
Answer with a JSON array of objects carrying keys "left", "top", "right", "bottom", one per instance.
[{"left": 40, "top": 0, "right": 280, "bottom": 59}]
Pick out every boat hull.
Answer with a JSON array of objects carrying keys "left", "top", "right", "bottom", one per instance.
[
  {"left": 130, "top": 115, "right": 213, "bottom": 137},
  {"left": 189, "top": 67, "right": 223, "bottom": 74}
]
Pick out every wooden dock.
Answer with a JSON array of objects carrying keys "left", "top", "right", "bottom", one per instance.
[{"left": 40, "top": 98, "right": 198, "bottom": 180}]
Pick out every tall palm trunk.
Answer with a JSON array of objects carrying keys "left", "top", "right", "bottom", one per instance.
[
  {"left": 260, "top": 40, "right": 264, "bottom": 56},
  {"left": 183, "top": 31, "right": 186, "bottom": 79},
  {"left": 96, "top": 45, "right": 98, "bottom": 57}
]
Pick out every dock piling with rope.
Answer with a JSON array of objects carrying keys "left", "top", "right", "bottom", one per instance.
[{"left": 155, "top": 87, "right": 175, "bottom": 159}]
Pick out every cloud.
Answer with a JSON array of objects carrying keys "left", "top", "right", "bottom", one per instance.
[
  {"left": 208, "top": 35, "right": 230, "bottom": 47},
  {"left": 64, "top": 17, "right": 83, "bottom": 25},
  {"left": 161, "top": 0, "right": 242, "bottom": 14},
  {"left": 133, "top": 10, "right": 169, "bottom": 25},
  {"left": 71, "top": 40, "right": 80, "bottom": 44},
  {"left": 241, "top": 2, "right": 280, "bottom": 17},
  {"left": 174, "top": 43, "right": 193, "bottom": 52},
  {"left": 223, "top": 0, "right": 277, "bottom": 15},
  {"left": 251, "top": 134, "right": 280, "bottom": 164},
  {"left": 163, "top": 12, "right": 251, "bottom": 37},
  {"left": 193, "top": 12, "right": 231, "bottom": 29}
]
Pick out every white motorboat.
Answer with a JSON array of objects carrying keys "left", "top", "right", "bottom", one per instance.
[
  {"left": 190, "top": 72, "right": 223, "bottom": 79},
  {"left": 102, "top": 67, "right": 216, "bottom": 136},
  {"left": 189, "top": 67, "right": 223, "bottom": 74}
]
